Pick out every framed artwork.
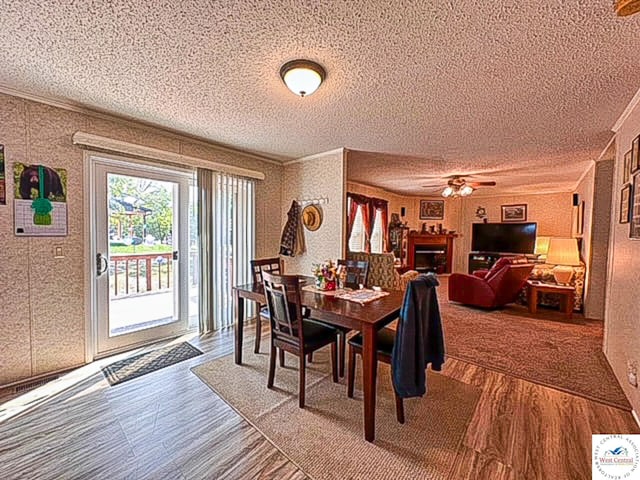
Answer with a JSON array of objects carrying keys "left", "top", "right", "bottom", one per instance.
[
  {"left": 501, "top": 204, "right": 527, "bottom": 222},
  {"left": 623, "top": 150, "right": 632, "bottom": 184},
  {"left": 632, "top": 135, "right": 640, "bottom": 174},
  {"left": 13, "top": 163, "right": 68, "bottom": 236},
  {"left": 631, "top": 173, "right": 640, "bottom": 239},
  {"left": 620, "top": 184, "right": 631, "bottom": 224},
  {"left": 420, "top": 200, "right": 444, "bottom": 220}
]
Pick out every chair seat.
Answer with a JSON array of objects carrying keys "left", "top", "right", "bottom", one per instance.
[
  {"left": 277, "top": 319, "right": 339, "bottom": 350},
  {"left": 348, "top": 327, "right": 396, "bottom": 356},
  {"left": 303, "top": 319, "right": 340, "bottom": 349}
]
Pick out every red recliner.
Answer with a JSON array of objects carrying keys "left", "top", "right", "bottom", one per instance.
[{"left": 448, "top": 258, "right": 534, "bottom": 309}]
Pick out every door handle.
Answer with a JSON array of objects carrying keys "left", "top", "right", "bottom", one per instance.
[
  {"left": 173, "top": 251, "right": 179, "bottom": 261},
  {"left": 96, "top": 253, "right": 109, "bottom": 276}
]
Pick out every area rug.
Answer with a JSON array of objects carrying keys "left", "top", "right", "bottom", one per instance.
[
  {"left": 102, "top": 342, "right": 203, "bottom": 386},
  {"left": 436, "top": 278, "right": 630, "bottom": 410},
  {"left": 192, "top": 345, "right": 480, "bottom": 480}
]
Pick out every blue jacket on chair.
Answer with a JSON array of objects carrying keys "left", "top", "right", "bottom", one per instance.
[{"left": 391, "top": 273, "right": 445, "bottom": 398}]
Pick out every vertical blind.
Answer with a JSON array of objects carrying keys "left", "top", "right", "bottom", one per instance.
[{"left": 198, "top": 169, "right": 255, "bottom": 332}]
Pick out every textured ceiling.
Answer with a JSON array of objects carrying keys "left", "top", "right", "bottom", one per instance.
[{"left": 1, "top": 1, "right": 639, "bottom": 194}]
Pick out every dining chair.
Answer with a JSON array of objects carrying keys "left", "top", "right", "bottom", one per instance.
[
  {"left": 262, "top": 272, "right": 339, "bottom": 408},
  {"left": 346, "top": 274, "right": 442, "bottom": 424},
  {"left": 250, "top": 257, "right": 283, "bottom": 354},
  {"left": 337, "top": 259, "right": 369, "bottom": 289},
  {"left": 324, "top": 259, "right": 369, "bottom": 377},
  {"left": 347, "top": 328, "right": 405, "bottom": 423}
]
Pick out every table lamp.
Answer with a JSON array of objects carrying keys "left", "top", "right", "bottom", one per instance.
[
  {"left": 534, "top": 236, "right": 550, "bottom": 262},
  {"left": 545, "top": 238, "right": 581, "bottom": 285}
]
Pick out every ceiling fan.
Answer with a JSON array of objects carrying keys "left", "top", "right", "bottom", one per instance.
[{"left": 421, "top": 175, "right": 496, "bottom": 198}]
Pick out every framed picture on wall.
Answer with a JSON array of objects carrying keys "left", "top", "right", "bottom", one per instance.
[
  {"left": 419, "top": 200, "right": 444, "bottom": 220},
  {"left": 620, "top": 184, "right": 631, "bottom": 224},
  {"left": 501, "top": 204, "right": 527, "bottom": 222},
  {"left": 632, "top": 135, "right": 640, "bottom": 174},
  {"left": 631, "top": 173, "right": 640, "bottom": 239},
  {"left": 623, "top": 150, "right": 632, "bottom": 184}
]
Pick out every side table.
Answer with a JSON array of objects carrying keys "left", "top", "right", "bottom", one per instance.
[{"left": 526, "top": 280, "right": 575, "bottom": 319}]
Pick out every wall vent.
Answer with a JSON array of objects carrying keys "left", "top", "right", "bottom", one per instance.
[{"left": 14, "top": 375, "right": 59, "bottom": 393}]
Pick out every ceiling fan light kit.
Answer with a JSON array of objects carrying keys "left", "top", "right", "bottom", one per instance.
[
  {"left": 616, "top": 0, "right": 640, "bottom": 16},
  {"left": 280, "top": 59, "right": 326, "bottom": 97},
  {"left": 439, "top": 177, "right": 496, "bottom": 197}
]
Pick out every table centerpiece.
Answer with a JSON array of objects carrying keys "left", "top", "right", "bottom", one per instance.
[{"left": 312, "top": 259, "right": 342, "bottom": 291}]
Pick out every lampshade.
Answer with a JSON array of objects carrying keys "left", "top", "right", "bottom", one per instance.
[
  {"left": 459, "top": 185, "right": 474, "bottom": 196},
  {"left": 441, "top": 186, "right": 454, "bottom": 198},
  {"left": 280, "top": 60, "right": 326, "bottom": 97},
  {"left": 534, "top": 236, "right": 551, "bottom": 255},
  {"left": 546, "top": 238, "right": 580, "bottom": 266}
]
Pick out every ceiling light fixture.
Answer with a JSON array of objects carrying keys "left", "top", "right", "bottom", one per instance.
[
  {"left": 280, "top": 59, "right": 326, "bottom": 97},
  {"left": 460, "top": 185, "right": 474, "bottom": 196},
  {"left": 442, "top": 183, "right": 474, "bottom": 198}
]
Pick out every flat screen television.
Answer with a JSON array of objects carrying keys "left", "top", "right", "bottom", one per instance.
[{"left": 471, "top": 222, "right": 537, "bottom": 254}]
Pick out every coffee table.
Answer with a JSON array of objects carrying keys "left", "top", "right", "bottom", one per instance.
[{"left": 526, "top": 280, "right": 575, "bottom": 319}]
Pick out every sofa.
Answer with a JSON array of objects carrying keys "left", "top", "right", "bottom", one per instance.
[
  {"left": 448, "top": 257, "right": 534, "bottom": 309},
  {"left": 346, "top": 252, "right": 419, "bottom": 291}
]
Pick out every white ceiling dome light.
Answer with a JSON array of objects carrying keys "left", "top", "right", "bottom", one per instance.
[{"left": 280, "top": 60, "right": 326, "bottom": 97}]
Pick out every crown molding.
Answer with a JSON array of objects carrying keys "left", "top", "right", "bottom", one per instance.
[
  {"left": 612, "top": 86, "right": 640, "bottom": 133},
  {"left": 0, "top": 83, "right": 285, "bottom": 166}
]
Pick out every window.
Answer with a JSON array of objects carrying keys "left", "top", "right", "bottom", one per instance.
[
  {"left": 370, "top": 210, "right": 383, "bottom": 254},
  {"left": 348, "top": 204, "right": 366, "bottom": 252},
  {"left": 348, "top": 203, "right": 384, "bottom": 254}
]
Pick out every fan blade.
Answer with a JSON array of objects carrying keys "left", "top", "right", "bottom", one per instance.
[
  {"left": 421, "top": 183, "right": 443, "bottom": 188},
  {"left": 468, "top": 181, "right": 496, "bottom": 187}
]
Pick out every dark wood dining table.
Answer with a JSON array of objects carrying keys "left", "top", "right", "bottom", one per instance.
[{"left": 233, "top": 277, "right": 404, "bottom": 442}]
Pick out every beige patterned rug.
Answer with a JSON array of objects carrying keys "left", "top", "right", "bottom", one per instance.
[{"left": 192, "top": 344, "right": 480, "bottom": 480}]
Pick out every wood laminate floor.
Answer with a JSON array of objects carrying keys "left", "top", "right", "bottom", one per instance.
[{"left": 0, "top": 322, "right": 638, "bottom": 480}]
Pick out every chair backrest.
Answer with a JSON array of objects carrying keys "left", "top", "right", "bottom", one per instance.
[
  {"left": 337, "top": 259, "right": 369, "bottom": 289},
  {"left": 261, "top": 271, "right": 304, "bottom": 346},
  {"left": 487, "top": 263, "right": 535, "bottom": 305},
  {"left": 347, "top": 252, "right": 400, "bottom": 289},
  {"left": 251, "top": 257, "right": 283, "bottom": 284}
]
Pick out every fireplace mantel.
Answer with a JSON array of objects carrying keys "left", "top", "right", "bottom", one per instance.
[{"left": 407, "top": 233, "right": 457, "bottom": 273}]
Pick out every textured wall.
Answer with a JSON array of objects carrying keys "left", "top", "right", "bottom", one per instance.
[
  {"left": 579, "top": 160, "right": 613, "bottom": 320},
  {"left": 0, "top": 92, "right": 283, "bottom": 385},
  {"left": 454, "top": 193, "right": 574, "bottom": 273},
  {"left": 282, "top": 151, "right": 345, "bottom": 276},
  {"left": 574, "top": 164, "right": 596, "bottom": 316},
  {"left": 604, "top": 101, "right": 640, "bottom": 414}
]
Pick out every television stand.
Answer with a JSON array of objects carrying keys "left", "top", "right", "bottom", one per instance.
[{"left": 468, "top": 252, "right": 504, "bottom": 274}]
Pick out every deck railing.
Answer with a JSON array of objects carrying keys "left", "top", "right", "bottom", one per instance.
[{"left": 109, "top": 253, "right": 173, "bottom": 296}]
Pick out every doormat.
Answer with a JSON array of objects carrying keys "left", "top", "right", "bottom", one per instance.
[{"left": 102, "top": 342, "right": 203, "bottom": 386}]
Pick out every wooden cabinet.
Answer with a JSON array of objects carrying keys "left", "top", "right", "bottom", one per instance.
[{"left": 388, "top": 225, "right": 409, "bottom": 266}]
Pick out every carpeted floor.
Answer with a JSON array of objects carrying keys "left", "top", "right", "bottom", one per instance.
[
  {"left": 437, "top": 277, "right": 630, "bottom": 410},
  {"left": 192, "top": 345, "right": 480, "bottom": 480}
]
